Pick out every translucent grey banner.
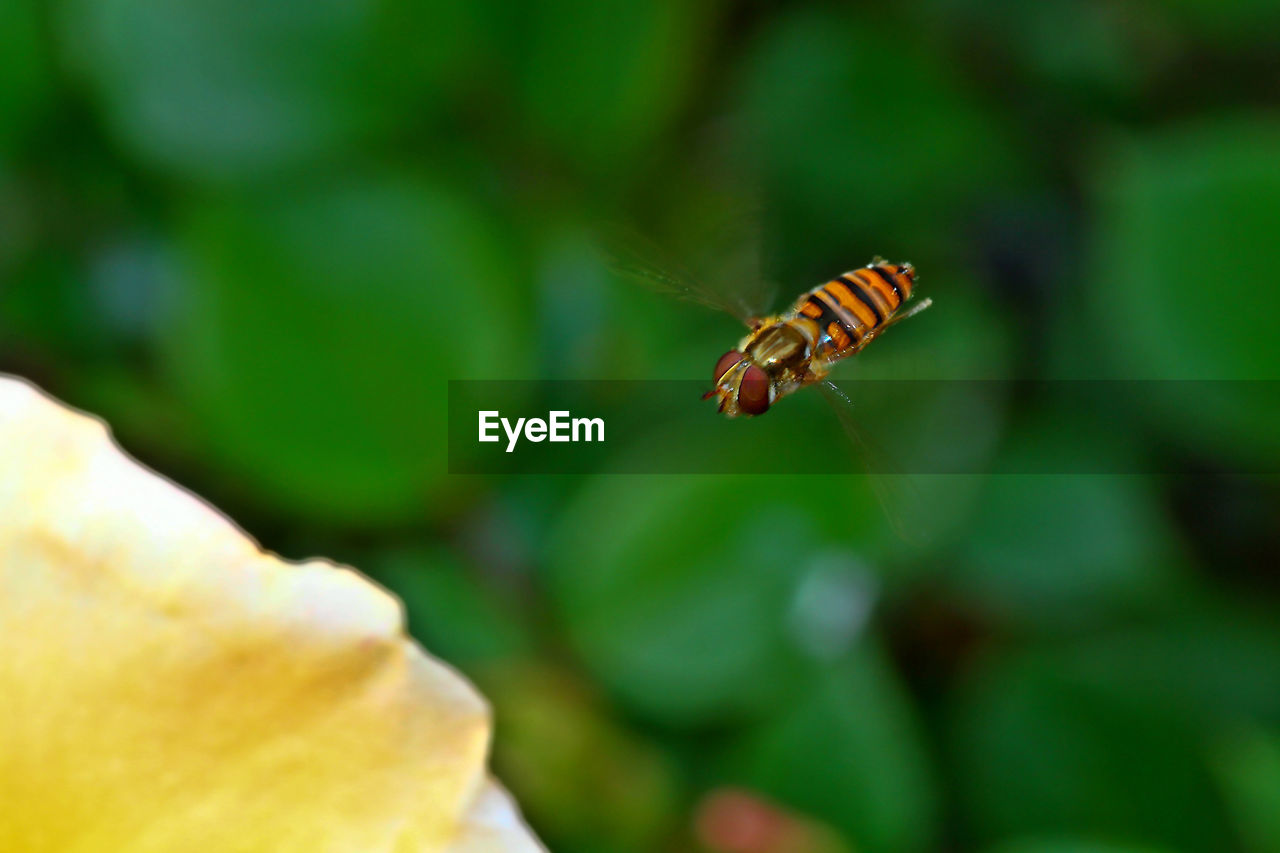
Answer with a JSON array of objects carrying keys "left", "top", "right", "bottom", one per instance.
[{"left": 447, "top": 380, "right": 1280, "bottom": 475}]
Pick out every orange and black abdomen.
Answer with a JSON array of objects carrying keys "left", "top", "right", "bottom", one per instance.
[{"left": 796, "top": 263, "right": 916, "bottom": 358}]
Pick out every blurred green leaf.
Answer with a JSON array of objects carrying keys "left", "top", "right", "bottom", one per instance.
[
  {"left": 1091, "top": 116, "right": 1280, "bottom": 466},
  {"left": 365, "top": 548, "right": 532, "bottom": 666},
  {"left": 737, "top": 7, "right": 1028, "bottom": 251},
  {"left": 548, "top": 470, "right": 885, "bottom": 724},
  {"left": 1210, "top": 727, "right": 1280, "bottom": 853},
  {"left": 0, "top": 0, "right": 53, "bottom": 149},
  {"left": 951, "top": 610, "right": 1280, "bottom": 851},
  {"left": 1156, "top": 0, "right": 1280, "bottom": 42},
  {"left": 164, "top": 174, "right": 530, "bottom": 523},
  {"left": 728, "top": 648, "right": 938, "bottom": 853},
  {"left": 483, "top": 662, "right": 682, "bottom": 852},
  {"left": 954, "top": 655, "right": 1221, "bottom": 850},
  {"left": 59, "top": 0, "right": 479, "bottom": 180},
  {"left": 513, "top": 0, "right": 708, "bottom": 176},
  {"left": 988, "top": 840, "right": 1175, "bottom": 853},
  {"left": 937, "top": 0, "right": 1163, "bottom": 105},
  {"left": 955, "top": 409, "right": 1189, "bottom": 624},
  {"left": 0, "top": 254, "right": 101, "bottom": 355}
]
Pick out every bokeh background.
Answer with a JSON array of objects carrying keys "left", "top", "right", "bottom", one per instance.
[{"left": 3, "top": 1, "right": 1280, "bottom": 851}]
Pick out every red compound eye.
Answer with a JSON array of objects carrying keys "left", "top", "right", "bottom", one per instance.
[
  {"left": 737, "top": 364, "right": 771, "bottom": 415},
  {"left": 713, "top": 350, "right": 743, "bottom": 382}
]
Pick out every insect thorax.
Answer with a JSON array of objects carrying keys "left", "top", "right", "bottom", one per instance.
[{"left": 743, "top": 322, "right": 812, "bottom": 384}]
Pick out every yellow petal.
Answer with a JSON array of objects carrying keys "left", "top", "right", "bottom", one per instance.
[{"left": 0, "top": 376, "right": 542, "bottom": 853}]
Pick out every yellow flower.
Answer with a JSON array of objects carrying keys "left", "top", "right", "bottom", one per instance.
[{"left": 0, "top": 376, "right": 542, "bottom": 853}]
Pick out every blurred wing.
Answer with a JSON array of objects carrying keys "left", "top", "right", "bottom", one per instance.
[
  {"left": 683, "top": 203, "right": 779, "bottom": 319},
  {"left": 596, "top": 225, "right": 775, "bottom": 325},
  {"left": 818, "top": 380, "right": 938, "bottom": 548}
]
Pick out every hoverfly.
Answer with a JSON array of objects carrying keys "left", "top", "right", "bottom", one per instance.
[
  {"left": 603, "top": 233, "right": 932, "bottom": 416},
  {"left": 704, "top": 260, "right": 931, "bottom": 416},
  {"left": 603, "top": 230, "right": 936, "bottom": 542}
]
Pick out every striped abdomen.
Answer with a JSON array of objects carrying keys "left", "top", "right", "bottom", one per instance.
[{"left": 794, "top": 263, "right": 916, "bottom": 359}]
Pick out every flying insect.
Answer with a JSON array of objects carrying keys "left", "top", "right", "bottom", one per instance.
[
  {"left": 605, "top": 235, "right": 938, "bottom": 542},
  {"left": 703, "top": 260, "right": 931, "bottom": 416},
  {"left": 605, "top": 239, "right": 932, "bottom": 416}
]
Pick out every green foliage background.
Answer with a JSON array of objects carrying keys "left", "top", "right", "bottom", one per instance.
[{"left": 2, "top": 1, "right": 1279, "bottom": 851}]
